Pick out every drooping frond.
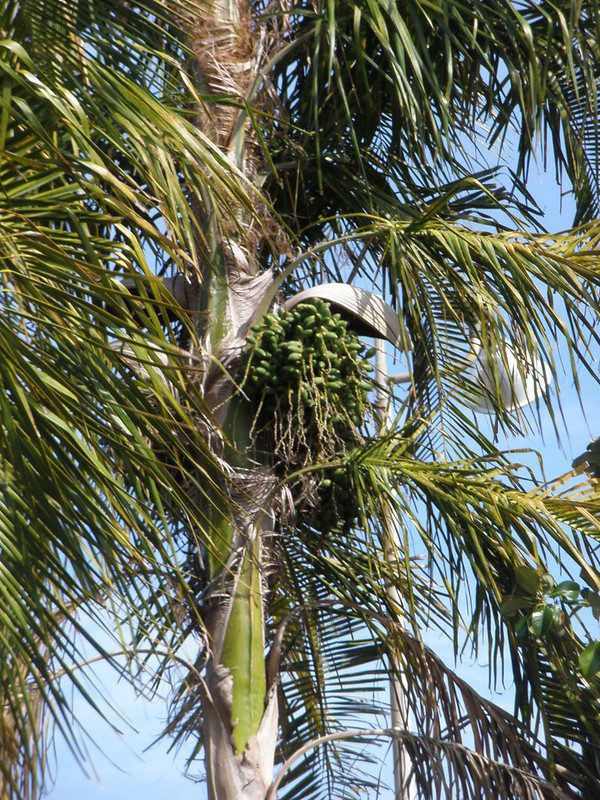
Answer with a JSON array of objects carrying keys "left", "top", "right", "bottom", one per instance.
[
  {"left": 262, "top": 0, "right": 599, "bottom": 226},
  {"left": 0, "top": 4, "right": 263, "bottom": 793},
  {"left": 252, "top": 426, "right": 600, "bottom": 799},
  {"left": 276, "top": 196, "right": 599, "bottom": 452}
]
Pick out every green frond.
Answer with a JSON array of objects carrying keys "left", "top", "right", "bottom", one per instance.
[
  {"left": 264, "top": 0, "right": 599, "bottom": 224},
  {"left": 278, "top": 199, "right": 599, "bottom": 452},
  {"left": 242, "top": 425, "right": 600, "bottom": 798},
  {"left": 0, "top": 8, "right": 257, "bottom": 794}
]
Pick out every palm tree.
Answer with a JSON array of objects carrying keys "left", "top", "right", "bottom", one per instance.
[{"left": 0, "top": 1, "right": 599, "bottom": 798}]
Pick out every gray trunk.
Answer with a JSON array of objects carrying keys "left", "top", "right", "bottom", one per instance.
[{"left": 175, "top": 3, "right": 282, "bottom": 797}]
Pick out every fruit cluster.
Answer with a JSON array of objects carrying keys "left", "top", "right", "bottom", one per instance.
[
  {"left": 242, "top": 299, "right": 374, "bottom": 532},
  {"left": 315, "top": 465, "right": 361, "bottom": 534}
]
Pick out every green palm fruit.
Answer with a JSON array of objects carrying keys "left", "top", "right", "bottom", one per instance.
[{"left": 242, "top": 298, "right": 373, "bottom": 508}]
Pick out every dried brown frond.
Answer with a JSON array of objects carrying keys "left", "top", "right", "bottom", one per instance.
[
  {"left": 390, "top": 629, "right": 587, "bottom": 797},
  {"left": 0, "top": 684, "right": 44, "bottom": 800}
]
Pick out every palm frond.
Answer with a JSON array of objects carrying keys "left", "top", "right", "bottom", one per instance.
[
  {"left": 249, "top": 427, "right": 600, "bottom": 798},
  {"left": 0, "top": 13, "right": 258, "bottom": 794},
  {"left": 263, "top": 0, "right": 599, "bottom": 223},
  {"left": 278, "top": 196, "right": 599, "bottom": 455},
  {"left": 1, "top": 3, "right": 599, "bottom": 799}
]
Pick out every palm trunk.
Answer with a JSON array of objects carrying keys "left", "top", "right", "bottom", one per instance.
[
  {"left": 198, "top": 399, "right": 277, "bottom": 800},
  {"left": 179, "top": 3, "right": 279, "bottom": 797}
]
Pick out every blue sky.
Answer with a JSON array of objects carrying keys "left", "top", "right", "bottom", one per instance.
[{"left": 45, "top": 168, "right": 598, "bottom": 799}]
